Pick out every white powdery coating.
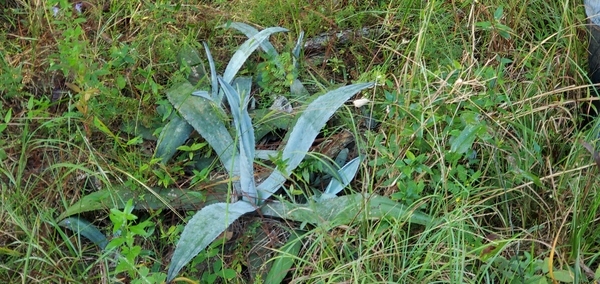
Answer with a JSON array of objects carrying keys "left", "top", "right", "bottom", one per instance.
[
  {"left": 352, "top": 98, "right": 370, "bottom": 108},
  {"left": 586, "top": 0, "right": 600, "bottom": 25}
]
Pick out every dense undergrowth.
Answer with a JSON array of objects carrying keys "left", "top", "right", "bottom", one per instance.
[{"left": 2, "top": 0, "right": 600, "bottom": 283}]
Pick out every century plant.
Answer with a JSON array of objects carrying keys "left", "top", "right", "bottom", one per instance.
[
  {"left": 55, "top": 23, "right": 433, "bottom": 282},
  {"left": 164, "top": 23, "right": 375, "bottom": 281}
]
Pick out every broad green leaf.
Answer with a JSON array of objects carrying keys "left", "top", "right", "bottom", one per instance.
[
  {"left": 450, "top": 124, "right": 484, "bottom": 154},
  {"left": 218, "top": 77, "right": 257, "bottom": 204},
  {"left": 57, "top": 186, "right": 222, "bottom": 221},
  {"left": 167, "top": 81, "right": 239, "bottom": 181},
  {"left": 155, "top": 114, "right": 193, "bottom": 164},
  {"left": 58, "top": 217, "right": 108, "bottom": 250},
  {"left": 222, "top": 27, "right": 288, "bottom": 84},
  {"left": 261, "top": 194, "right": 433, "bottom": 226},
  {"left": 517, "top": 169, "right": 543, "bottom": 187},
  {"left": 493, "top": 6, "right": 504, "bottom": 20},
  {"left": 256, "top": 82, "right": 374, "bottom": 202},
  {"left": 167, "top": 201, "right": 256, "bottom": 282},
  {"left": 318, "top": 157, "right": 361, "bottom": 201},
  {"left": 264, "top": 231, "right": 303, "bottom": 284},
  {"left": 548, "top": 269, "right": 574, "bottom": 283},
  {"left": 202, "top": 42, "right": 219, "bottom": 102},
  {"left": 255, "top": 150, "right": 279, "bottom": 160}
]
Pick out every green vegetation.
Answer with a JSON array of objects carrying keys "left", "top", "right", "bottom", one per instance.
[{"left": 1, "top": 0, "right": 599, "bottom": 283}]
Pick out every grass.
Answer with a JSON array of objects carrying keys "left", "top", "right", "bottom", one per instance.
[{"left": 2, "top": 0, "right": 600, "bottom": 283}]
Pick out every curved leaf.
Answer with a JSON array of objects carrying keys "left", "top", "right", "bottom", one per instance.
[
  {"left": 58, "top": 217, "right": 109, "bottom": 250},
  {"left": 167, "top": 81, "right": 239, "bottom": 180},
  {"left": 191, "top": 90, "right": 212, "bottom": 100},
  {"left": 226, "top": 22, "right": 279, "bottom": 59},
  {"left": 178, "top": 45, "right": 206, "bottom": 86},
  {"left": 261, "top": 194, "right": 433, "bottom": 226},
  {"left": 218, "top": 77, "right": 257, "bottom": 204},
  {"left": 256, "top": 82, "right": 374, "bottom": 202},
  {"left": 292, "top": 31, "right": 304, "bottom": 76},
  {"left": 155, "top": 114, "right": 193, "bottom": 164},
  {"left": 57, "top": 186, "right": 224, "bottom": 221},
  {"left": 318, "top": 156, "right": 361, "bottom": 201},
  {"left": 167, "top": 201, "right": 256, "bottom": 282},
  {"left": 290, "top": 79, "right": 309, "bottom": 98},
  {"left": 263, "top": 231, "right": 302, "bottom": 284},
  {"left": 222, "top": 27, "right": 288, "bottom": 84},
  {"left": 202, "top": 42, "right": 219, "bottom": 102}
]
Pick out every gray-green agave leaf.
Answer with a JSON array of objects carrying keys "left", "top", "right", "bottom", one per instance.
[
  {"left": 218, "top": 76, "right": 257, "bottom": 204},
  {"left": 166, "top": 82, "right": 239, "bottom": 187},
  {"left": 226, "top": 22, "right": 280, "bottom": 59},
  {"left": 167, "top": 201, "right": 256, "bottom": 282},
  {"left": 222, "top": 27, "right": 288, "bottom": 84},
  {"left": 317, "top": 156, "right": 362, "bottom": 202},
  {"left": 203, "top": 42, "right": 219, "bottom": 102},
  {"left": 256, "top": 82, "right": 374, "bottom": 203}
]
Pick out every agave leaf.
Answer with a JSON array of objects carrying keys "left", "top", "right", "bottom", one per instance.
[
  {"left": 222, "top": 27, "right": 288, "bottom": 84},
  {"left": 450, "top": 124, "right": 485, "bottom": 154},
  {"left": 292, "top": 31, "right": 304, "bottom": 69},
  {"left": 191, "top": 90, "right": 212, "bottom": 100},
  {"left": 256, "top": 82, "right": 374, "bottom": 203},
  {"left": 232, "top": 76, "right": 253, "bottom": 98},
  {"left": 290, "top": 79, "right": 309, "bottom": 98},
  {"left": 155, "top": 114, "right": 193, "bottom": 164},
  {"left": 218, "top": 77, "right": 257, "bottom": 204},
  {"left": 262, "top": 194, "right": 433, "bottom": 226},
  {"left": 227, "top": 23, "right": 308, "bottom": 98},
  {"left": 178, "top": 45, "right": 207, "bottom": 87},
  {"left": 227, "top": 22, "right": 305, "bottom": 98},
  {"left": 202, "top": 42, "right": 220, "bottom": 102},
  {"left": 226, "top": 22, "right": 279, "bottom": 59},
  {"left": 317, "top": 156, "right": 361, "bottom": 201},
  {"left": 167, "top": 81, "right": 240, "bottom": 184},
  {"left": 255, "top": 150, "right": 279, "bottom": 160},
  {"left": 58, "top": 217, "right": 109, "bottom": 250},
  {"left": 57, "top": 186, "right": 223, "bottom": 221},
  {"left": 167, "top": 201, "right": 256, "bottom": 282}
]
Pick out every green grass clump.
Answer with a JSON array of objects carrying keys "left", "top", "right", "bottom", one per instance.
[{"left": 1, "top": 0, "right": 600, "bottom": 283}]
